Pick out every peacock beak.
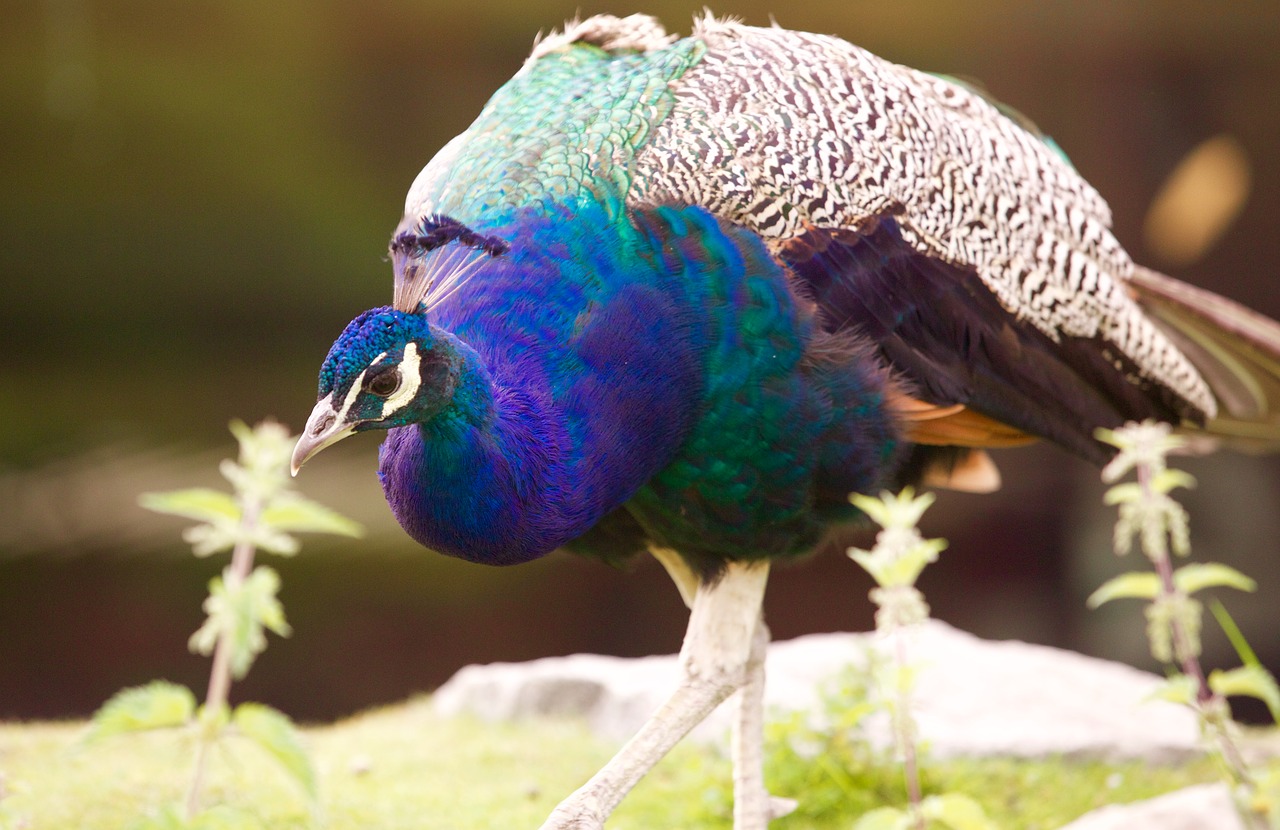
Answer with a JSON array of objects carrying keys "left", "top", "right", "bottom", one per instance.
[{"left": 291, "top": 394, "right": 356, "bottom": 476}]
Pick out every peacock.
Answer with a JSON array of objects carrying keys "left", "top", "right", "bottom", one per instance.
[{"left": 291, "top": 14, "right": 1280, "bottom": 829}]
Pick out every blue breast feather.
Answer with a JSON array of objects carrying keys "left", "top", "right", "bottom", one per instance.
[{"left": 376, "top": 201, "right": 901, "bottom": 568}]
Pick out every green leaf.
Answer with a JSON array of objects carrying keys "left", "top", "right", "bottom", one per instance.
[
  {"left": 250, "top": 524, "right": 300, "bottom": 556},
  {"left": 852, "top": 806, "right": 910, "bottom": 830},
  {"left": 1150, "top": 468, "right": 1196, "bottom": 494},
  {"left": 1086, "top": 572, "right": 1161, "bottom": 608},
  {"left": 87, "top": 681, "right": 196, "bottom": 741},
  {"left": 228, "top": 418, "right": 255, "bottom": 447},
  {"left": 140, "top": 489, "right": 240, "bottom": 524},
  {"left": 1210, "top": 599, "right": 1262, "bottom": 667},
  {"left": 1094, "top": 426, "right": 1121, "bottom": 447},
  {"left": 189, "top": 566, "right": 291, "bottom": 678},
  {"left": 181, "top": 522, "right": 239, "bottom": 558},
  {"left": 1209, "top": 666, "right": 1280, "bottom": 721},
  {"left": 921, "top": 792, "right": 998, "bottom": 830},
  {"left": 1143, "top": 594, "right": 1203, "bottom": 663},
  {"left": 851, "top": 541, "right": 945, "bottom": 589},
  {"left": 1147, "top": 674, "right": 1198, "bottom": 707},
  {"left": 232, "top": 702, "right": 318, "bottom": 801},
  {"left": 1103, "top": 482, "right": 1144, "bottom": 505},
  {"left": 262, "top": 493, "right": 363, "bottom": 538},
  {"left": 850, "top": 488, "right": 935, "bottom": 530},
  {"left": 1172, "top": 563, "right": 1257, "bottom": 596},
  {"left": 225, "top": 420, "right": 294, "bottom": 502}
]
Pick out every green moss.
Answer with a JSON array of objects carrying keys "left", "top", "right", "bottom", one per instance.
[{"left": 0, "top": 695, "right": 1230, "bottom": 830}]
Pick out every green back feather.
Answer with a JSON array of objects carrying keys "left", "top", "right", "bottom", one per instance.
[{"left": 407, "top": 38, "right": 705, "bottom": 223}]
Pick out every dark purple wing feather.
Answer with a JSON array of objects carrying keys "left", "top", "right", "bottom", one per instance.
[{"left": 781, "top": 217, "right": 1199, "bottom": 463}]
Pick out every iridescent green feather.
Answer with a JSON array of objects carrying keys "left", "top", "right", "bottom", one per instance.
[{"left": 409, "top": 38, "right": 704, "bottom": 222}]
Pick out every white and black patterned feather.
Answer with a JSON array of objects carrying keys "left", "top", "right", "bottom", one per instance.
[{"left": 627, "top": 16, "right": 1216, "bottom": 419}]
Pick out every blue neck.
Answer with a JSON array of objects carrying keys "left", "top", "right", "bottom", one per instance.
[{"left": 377, "top": 358, "right": 567, "bottom": 565}]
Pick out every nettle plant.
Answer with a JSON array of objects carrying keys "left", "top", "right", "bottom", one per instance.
[
  {"left": 839, "top": 427, "right": 1280, "bottom": 830},
  {"left": 87, "top": 420, "right": 361, "bottom": 827},
  {"left": 847, "top": 488, "right": 996, "bottom": 830},
  {"left": 1088, "top": 420, "right": 1280, "bottom": 829}
]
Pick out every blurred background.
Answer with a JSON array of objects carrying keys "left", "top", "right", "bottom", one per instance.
[{"left": 3, "top": 0, "right": 1279, "bottom": 723}]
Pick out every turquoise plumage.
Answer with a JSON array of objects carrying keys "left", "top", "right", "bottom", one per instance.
[{"left": 292, "top": 15, "right": 1280, "bottom": 828}]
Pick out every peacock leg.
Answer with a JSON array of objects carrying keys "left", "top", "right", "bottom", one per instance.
[
  {"left": 653, "top": 547, "right": 794, "bottom": 826},
  {"left": 731, "top": 617, "right": 798, "bottom": 829},
  {"left": 539, "top": 560, "right": 771, "bottom": 830}
]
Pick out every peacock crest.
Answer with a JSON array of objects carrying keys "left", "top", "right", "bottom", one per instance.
[{"left": 390, "top": 214, "right": 509, "bottom": 313}]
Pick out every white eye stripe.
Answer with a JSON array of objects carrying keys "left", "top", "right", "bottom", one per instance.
[
  {"left": 380, "top": 342, "right": 422, "bottom": 419},
  {"left": 337, "top": 367, "right": 367, "bottom": 422},
  {"left": 336, "top": 351, "right": 387, "bottom": 423}
]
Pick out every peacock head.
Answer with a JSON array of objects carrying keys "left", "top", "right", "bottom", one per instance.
[{"left": 291, "top": 306, "right": 463, "bottom": 474}]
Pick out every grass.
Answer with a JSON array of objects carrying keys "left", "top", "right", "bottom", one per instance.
[{"left": 0, "top": 694, "right": 1228, "bottom": 830}]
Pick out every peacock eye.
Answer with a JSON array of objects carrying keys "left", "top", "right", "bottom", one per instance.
[{"left": 365, "top": 367, "right": 401, "bottom": 397}]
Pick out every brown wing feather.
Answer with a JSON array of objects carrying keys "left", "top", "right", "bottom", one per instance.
[
  {"left": 783, "top": 219, "right": 1196, "bottom": 466},
  {"left": 1129, "top": 266, "right": 1280, "bottom": 450}
]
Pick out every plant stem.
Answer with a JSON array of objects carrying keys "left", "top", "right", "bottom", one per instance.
[
  {"left": 893, "top": 629, "right": 925, "bottom": 830},
  {"left": 1136, "top": 464, "right": 1262, "bottom": 825},
  {"left": 185, "top": 494, "right": 262, "bottom": 819}
]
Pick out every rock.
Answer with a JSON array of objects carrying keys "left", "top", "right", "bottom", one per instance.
[
  {"left": 1057, "top": 783, "right": 1243, "bottom": 830},
  {"left": 432, "top": 619, "right": 1200, "bottom": 762}
]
